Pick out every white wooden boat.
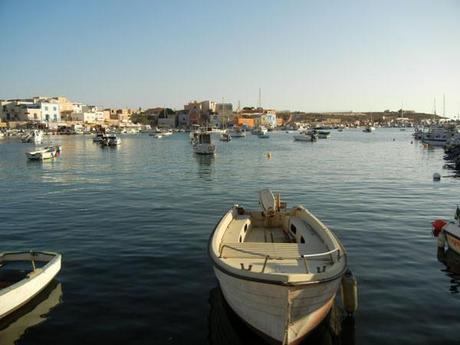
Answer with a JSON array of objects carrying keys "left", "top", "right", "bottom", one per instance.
[
  {"left": 193, "top": 132, "right": 216, "bottom": 155},
  {"left": 209, "top": 190, "right": 347, "bottom": 344},
  {"left": 25, "top": 147, "right": 56, "bottom": 160},
  {"left": 0, "top": 251, "right": 62, "bottom": 320}
]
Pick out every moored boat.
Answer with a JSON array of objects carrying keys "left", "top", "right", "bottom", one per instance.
[
  {"left": 293, "top": 132, "right": 317, "bottom": 142},
  {"left": 25, "top": 147, "right": 57, "bottom": 160},
  {"left": 100, "top": 134, "right": 121, "bottom": 146},
  {"left": 229, "top": 127, "right": 246, "bottom": 138},
  {"left": 0, "top": 251, "right": 62, "bottom": 320},
  {"left": 316, "top": 130, "right": 331, "bottom": 139},
  {"left": 422, "top": 126, "right": 457, "bottom": 146},
  {"left": 209, "top": 189, "right": 347, "bottom": 344},
  {"left": 193, "top": 131, "right": 216, "bottom": 155},
  {"left": 220, "top": 131, "right": 232, "bottom": 142}
]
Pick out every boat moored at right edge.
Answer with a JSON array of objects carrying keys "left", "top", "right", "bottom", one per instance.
[{"left": 208, "top": 189, "right": 347, "bottom": 345}]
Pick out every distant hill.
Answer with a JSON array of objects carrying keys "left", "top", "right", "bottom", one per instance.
[{"left": 288, "top": 111, "right": 443, "bottom": 123}]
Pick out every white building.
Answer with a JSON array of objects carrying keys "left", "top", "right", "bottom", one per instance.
[
  {"left": 40, "top": 102, "right": 60, "bottom": 122},
  {"left": 72, "top": 111, "right": 104, "bottom": 123},
  {"left": 261, "top": 111, "right": 277, "bottom": 129}
]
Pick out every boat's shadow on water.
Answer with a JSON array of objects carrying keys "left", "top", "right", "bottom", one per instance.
[
  {"left": 208, "top": 287, "right": 355, "bottom": 345},
  {"left": 437, "top": 248, "right": 460, "bottom": 294},
  {"left": 0, "top": 280, "right": 62, "bottom": 345}
]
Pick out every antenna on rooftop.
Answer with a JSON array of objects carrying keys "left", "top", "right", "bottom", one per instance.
[{"left": 433, "top": 98, "right": 437, "bottom": 115}]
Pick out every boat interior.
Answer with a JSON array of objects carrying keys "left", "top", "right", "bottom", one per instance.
[
  {"left": 216, "top": 191, "right": 343, "bottom": 276},
  {"left": 0, "top": 252, "right": 53, "bottom": 289}
]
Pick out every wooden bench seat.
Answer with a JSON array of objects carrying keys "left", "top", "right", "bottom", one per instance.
[{"left": 220, "top": 242, "right": 310, "bottom": 259}]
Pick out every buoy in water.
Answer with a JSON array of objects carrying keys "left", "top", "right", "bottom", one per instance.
[
  {"left": 341, "top": 269, "right": 358, "bottom": 316},
  {"left": 433, "top": 173, "right": 441, "bottom": 181},
  {"left": 432, "top": 219, "right": 447, "bottom": 237},
  {"left": 266, "top": 152, "right": 272, "bottom": 159}
]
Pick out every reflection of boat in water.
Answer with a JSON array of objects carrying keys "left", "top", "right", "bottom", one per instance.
[
  {"left": 437, "top": 248, "right": 460, "bottom": 294},
  {"left": 0, "top": 280, "right": 62, "bottom": 345},
  {"left": 208, "top": 287, "right": 355, "bottom": 345}
]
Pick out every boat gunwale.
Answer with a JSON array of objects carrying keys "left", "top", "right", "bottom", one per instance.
[{"left": 0, "top": 251, "right": 61, "bottom": 298}]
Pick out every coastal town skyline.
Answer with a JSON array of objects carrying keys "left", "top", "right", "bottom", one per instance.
[{"left": 1, "top": 1, "right": 459, "bottom": 116}]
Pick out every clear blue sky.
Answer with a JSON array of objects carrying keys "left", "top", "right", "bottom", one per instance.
[{"left": 1, "top": 0, "right": 459, "bottom": 115}]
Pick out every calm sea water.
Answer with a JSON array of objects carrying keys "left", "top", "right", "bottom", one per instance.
[{"left": 0, "top": 129, "right": 459, "bottom": 345}]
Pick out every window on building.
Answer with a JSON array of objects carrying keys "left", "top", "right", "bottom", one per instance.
[
  {"left": 53, "top": 114, "right": 57, "bottom": 121},
  {"left": 45, "top": 106, "right": 48, "bottom": 111},
  {"left": 53, "top": 106, "right": 57, "bottom": 111}
]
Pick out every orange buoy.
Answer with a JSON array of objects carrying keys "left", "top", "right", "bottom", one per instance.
[{"left": 432, "top": 219, "right": 447, "bottom": 237}]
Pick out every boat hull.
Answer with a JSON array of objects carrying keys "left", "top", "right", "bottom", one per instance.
[
  {"left": 214, "top": 267, "right": 340, "bottom": 344},
  {"left": 0, "top": 252, "right": 61, "bottom": 319},
  {"left": 445, "top": 228, "right": 460, "bottom": 256}
]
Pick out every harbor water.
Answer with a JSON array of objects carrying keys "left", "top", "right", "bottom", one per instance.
[{"left": 0, "top": 129, "right": 459, "bottom": 345}]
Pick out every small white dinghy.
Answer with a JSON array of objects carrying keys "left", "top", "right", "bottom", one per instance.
[
  {"left": 0, "top": 251, "right": 61, "bottom": 320},
  {"left": 25, "top": 147, "right": 57, "bottom": 160},
  {"left": 209, "top": 189, "right": 347, "bottom": 345}
]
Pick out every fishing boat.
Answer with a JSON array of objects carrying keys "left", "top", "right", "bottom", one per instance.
[
  {"left": 25, "top": 147, "right": 57, "bottom": 160},
  {"left": 316, "top": 130, "right": 330, "bottom": 139},
  {"left": 422, "top": 127, "right": 456, "bottom": 146},
  {"left": 0, "top": 251, "right": 62, "bottom": 320},
  {"left": 257, "top": 127, "right": 270, "bottom": 139},
  {"left": 193, "top": 131, "right": 216, "bottom": 155},
  {"left": 433, "top": 207, "right": 460, "bottom": 256},
  {"left": 258, "top": 133, "right": 270, "bottom": 139},
  {"left": 293, "top": 132, "right": 317, "bottom": 142},
  {"left": 220, "top": 131, "right": 232, "bottom": 142},
  {"left": 209, "top": 189, "right": 347, "bottom": 344},
  {"left": 229, "top": 127, "right": 246, "bottom": 138},
  {"left": 100, "top": 134, "right": 121, "bottom": 146},
  {"left": 93, "top": 132, "right": 105, "bottom": 143}
]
